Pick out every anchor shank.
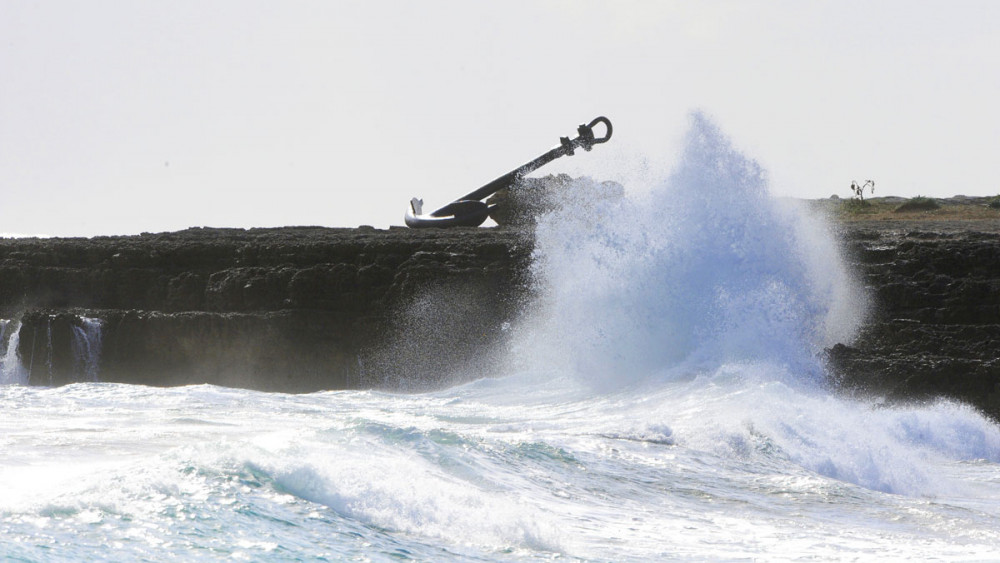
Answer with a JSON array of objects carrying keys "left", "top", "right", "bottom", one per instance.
[
  {"left": 412, "top": 116, "right": 611, "bottom": 227},
  {"left": 446, "top": 145, "right": 568, "bottom": 209}
]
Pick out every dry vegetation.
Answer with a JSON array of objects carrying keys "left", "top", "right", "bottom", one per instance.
[{"left": 810, "top": 196, "right": 1000, "bottom": 222}]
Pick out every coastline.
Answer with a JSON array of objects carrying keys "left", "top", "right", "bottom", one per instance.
[{"left": 2, "top": 196, "right": 999, "bottom": 419}]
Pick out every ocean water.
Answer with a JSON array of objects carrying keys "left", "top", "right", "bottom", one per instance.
[{"left": 3, "top": 114, "right": 1000, "bottom": 561}]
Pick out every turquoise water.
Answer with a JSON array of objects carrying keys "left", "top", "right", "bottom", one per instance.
[
  {"left": 3, "top": 114, "right": 1000, "bottom": 560},
  {"left": 2, "top": 378, "right": 1000, "bottom": 561}
]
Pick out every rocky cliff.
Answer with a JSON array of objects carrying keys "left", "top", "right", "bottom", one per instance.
[
  {"left": 0, "top": 227, "right": 532, "bottom": 391},
  {"left": 828, "top": 219, "right": 1000, "bottom": 419},
  {"left": 2, "top": 215, "right": 999, "bottom": 419}
]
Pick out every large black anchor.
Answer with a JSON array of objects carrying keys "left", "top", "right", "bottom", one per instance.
[{"left": 405, "top": 116, "right": 613, "bottom": 228}]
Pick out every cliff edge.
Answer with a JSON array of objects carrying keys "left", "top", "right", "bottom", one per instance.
[
  {"left": 1, "top": 226, "right": 532, "bottom": 391},
  {"left": 2, "top": 198, "right": 999, "bottom": 419}
]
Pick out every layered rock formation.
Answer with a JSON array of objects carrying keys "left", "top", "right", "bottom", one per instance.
[
  {"left": 828, "top": 220, "right": 1000, "bottom": 419},
  {"left": 1, "top": 227, "right": 532, "bottom": 391},
  {"left": 2, "top": 214, "right": 998, "bottom": 420}
]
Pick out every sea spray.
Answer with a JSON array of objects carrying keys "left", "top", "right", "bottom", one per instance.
[
  {"left": 520, "top": 112, "right": 866, "bottom": 389},
  {"left": 508, "top": 112, "right": 1000, "bottom": 496},
  {"left": 364, "top": 281, "right": 514, "bottom": 390}
]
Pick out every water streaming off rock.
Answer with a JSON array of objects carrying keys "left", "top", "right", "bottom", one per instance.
[
  {"left": 70, "top": 317, "right": 103, "bottom": 382},
  {"left": 0, "top": 315, "right": 104, "bottom": 385},
  {"left": 0, "top": 319, "right": 27, "bottom": 385}
]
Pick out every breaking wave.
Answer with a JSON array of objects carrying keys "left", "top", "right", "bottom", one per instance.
[{"left": 506, "top": 112, "right": 1000, "bottom": 496}]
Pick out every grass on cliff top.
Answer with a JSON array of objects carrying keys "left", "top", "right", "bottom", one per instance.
[
  {"left": 894, "top": 196, "right": 941, "bottom": 213},
  {"left": 813, "top": 195, "right": 1000, "bottom": 222}
]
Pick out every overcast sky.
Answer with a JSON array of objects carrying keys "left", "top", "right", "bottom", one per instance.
[{"left": 2, "top": 0, "right": 998, "bottom": 236}]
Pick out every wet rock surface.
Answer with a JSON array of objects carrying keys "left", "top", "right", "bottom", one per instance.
[
  {"left": 2, "top": 218, "right": 999, "bottom": 420},
  {"left": 828, "top": 220, "right": 1000, "bottom": 419}
]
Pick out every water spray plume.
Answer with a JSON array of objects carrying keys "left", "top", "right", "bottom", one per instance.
[{"left": 520, "top": 111, "right": 867, "bottom": 389}]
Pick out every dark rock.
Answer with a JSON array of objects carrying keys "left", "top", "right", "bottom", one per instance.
[
  {"left": 2, "top": 226, "right": 532, "bottom": 391},
  {"left": 3, "top": 216, "right": 1000, "bottom": 422},
  {"left": 830, "top": 220, "right": 1000, "bottom": 419}
]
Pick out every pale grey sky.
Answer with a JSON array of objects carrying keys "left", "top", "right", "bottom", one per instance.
[{"left": 2, "top": 0, "right": 998, "bottom": 236}]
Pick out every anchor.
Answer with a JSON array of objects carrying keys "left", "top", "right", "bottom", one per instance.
[{"left": 405, "top": 116, "right": 613, "bottom": 228}]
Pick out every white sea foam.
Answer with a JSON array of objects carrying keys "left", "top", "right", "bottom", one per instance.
[
  {"left": 5, "top": 382, "right": 998, "bottom": 561},
  {"left": 505, "top": 111, "right": 1000, "bottom": 497}
]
